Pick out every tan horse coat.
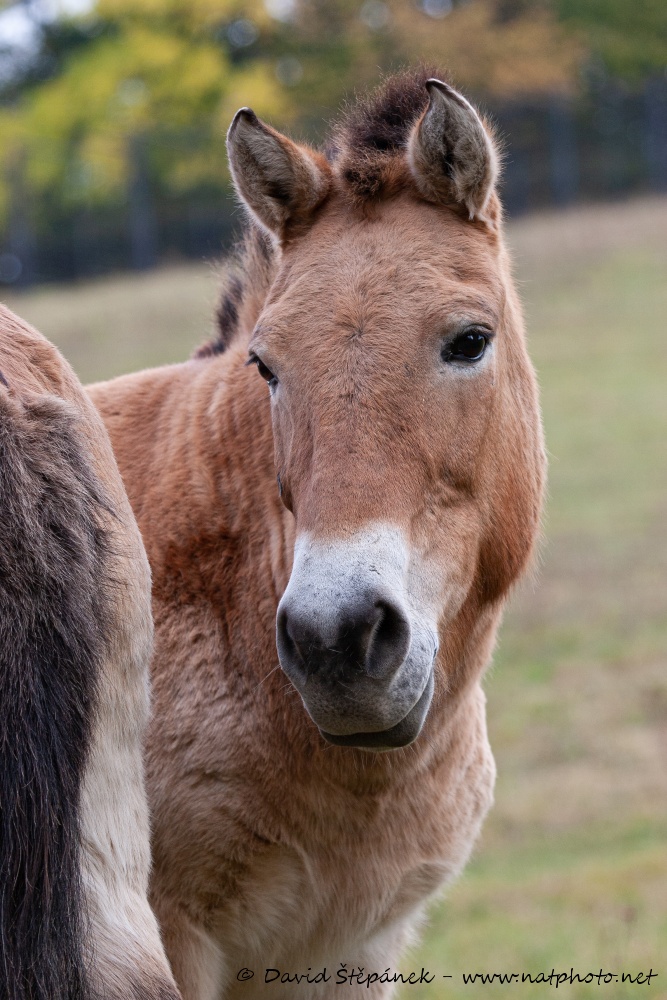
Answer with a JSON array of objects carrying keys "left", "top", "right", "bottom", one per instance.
[{"left": 89, "top": 70, "right": 545, "bottom": 999}]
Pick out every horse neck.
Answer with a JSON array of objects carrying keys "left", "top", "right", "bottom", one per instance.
[{"left": 131, "top": 349, "right": 293, "bottom": 598}]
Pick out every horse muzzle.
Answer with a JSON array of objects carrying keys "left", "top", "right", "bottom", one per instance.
[{"left": 276, "top": 527, "right": 439, "bottom": 750}]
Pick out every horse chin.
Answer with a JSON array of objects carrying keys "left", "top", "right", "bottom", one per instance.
[{"left": 318, "top": 672, "right": 434, "bottom": 752}]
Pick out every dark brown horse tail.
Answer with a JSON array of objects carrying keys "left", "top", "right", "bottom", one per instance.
[{"left": 0, "top": 381, "right": 112, "bottom": 1000}]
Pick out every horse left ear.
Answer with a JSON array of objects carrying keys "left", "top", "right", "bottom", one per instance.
[
  {"left": 227, "top": 108, "right": 332, "bottom": 240},
  {"left": 408, "top": 79, "right": 499, "bottom": 226}
]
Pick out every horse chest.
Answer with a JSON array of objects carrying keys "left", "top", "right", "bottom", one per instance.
[{"left": 213, "top": 825, "right": 453, "bottom": 975}]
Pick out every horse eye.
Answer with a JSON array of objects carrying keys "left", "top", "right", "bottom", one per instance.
[
  {"left": 257, "top": 359, "right": 275, "bottom": 383},
  {"left": 444, "top": 331, "right": 489, "bottom": 363},
  {"left": 248, "top": 354, "right": 277, "bottom": 385}
]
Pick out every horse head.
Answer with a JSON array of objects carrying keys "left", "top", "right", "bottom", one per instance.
[{"left": 226, "top": 72, "right": 545, "bottom": 750}]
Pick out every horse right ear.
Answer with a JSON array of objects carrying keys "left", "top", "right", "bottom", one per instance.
[
  {"left": 407, "top": 79, "right": 499, "bottom": 227},
  {"left": 227, "top": 108, "right": 332, "bottom": 241}
]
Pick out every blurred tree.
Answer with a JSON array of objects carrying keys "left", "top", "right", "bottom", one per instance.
[
  {"left": 556, "top": 0, "right": 667, "bottom": 82},
  {"left": 0, "top": 0, "right": 665, "bottom": 272},
  {"left": 392, "top": 0, "right": 581, "bottom": 98}
]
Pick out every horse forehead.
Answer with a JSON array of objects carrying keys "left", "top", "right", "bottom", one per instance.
[{"left": 285, "top": 201, "right": 500, "bottom": 307}]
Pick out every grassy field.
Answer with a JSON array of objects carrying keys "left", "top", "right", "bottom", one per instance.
[{"left": 5, "top": 196, "right": 667, "bottom": 999}]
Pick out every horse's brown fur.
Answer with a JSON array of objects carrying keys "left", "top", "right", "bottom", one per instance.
[
  {"left": 0, "top": 305, "right": 180, "bottom": 1000},
  {"left": 89, "top": 70, "right": 545, "bottom": 999}
]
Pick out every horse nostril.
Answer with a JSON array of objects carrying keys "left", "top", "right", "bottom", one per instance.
[
  {"left": 276, "top": 607, "right": 308, "bottom": 686},
  {"left": 277, "top": 595, "right": 411, "bottom": 686},
  {"left": 364, "top": 599, "right": 411, "bottom": 680}
]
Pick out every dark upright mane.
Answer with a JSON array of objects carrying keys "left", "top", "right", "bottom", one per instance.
[
  {"left": 196, "top": 67, "right": 447, "bottom": 361},
  {"left": 194, "top": 224, "right": 275, "bottom": 360},
  {"left": 332, "top": 66, "right": 447, "bottom": 203},
  {"left": 333, "top": 66, "right": 438, "bottom": 156},
  {"left": 0, "top": 383, "right": 112, "bottom": 1000},
  {"left": 194, "top": 268, "right": 245, "bottom": 360}
]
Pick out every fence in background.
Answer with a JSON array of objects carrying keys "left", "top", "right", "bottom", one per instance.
[{"left": 2, "top": 76, "right": 666, "bottom": 288}]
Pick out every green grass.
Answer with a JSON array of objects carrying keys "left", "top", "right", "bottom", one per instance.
[
  {"left": 4, "top": 195, "right": 667, "bottom": 999},
  {"left": 4, "top": 261, "right": 218, "bottom": 384}
]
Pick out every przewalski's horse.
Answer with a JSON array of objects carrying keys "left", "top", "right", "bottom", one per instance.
[
  {"left": 89, "top": 69, "right": 545, "bottom": 998},
  {"left": 0, "top": 305, "right": 180, "bottom": 1000}
]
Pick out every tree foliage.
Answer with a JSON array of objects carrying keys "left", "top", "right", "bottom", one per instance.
[
  {"left": 556, "top": 0, "right": 667, "bottom": 82},
  {"left": 0, "top": 0, "right": 664, "bottom": 232}
]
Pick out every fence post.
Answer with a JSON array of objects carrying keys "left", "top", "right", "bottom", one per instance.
[
  {"left": 548, "top": 94, "right": 578, "bottom": 206},
  {"left": 6, "top": 149, "right": 37, "bottom": 287},
  {"left": 501, "top": 106, "right": 531, "bottom": 216},
  {"left": 128, "top": 133, "right": 158, "bottom": 270},
  {"left": 644, "top": 76, "right": 667, "bottom": 191}
]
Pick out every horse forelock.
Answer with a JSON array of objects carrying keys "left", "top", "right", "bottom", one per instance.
[
  {"left": 331, "top": 65, "right": 446, "bottom": 204},
  {"left": 335, "top": 67, "right": 438, "bottom": 155}
]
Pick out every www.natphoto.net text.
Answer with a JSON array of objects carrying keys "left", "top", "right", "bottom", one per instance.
[{"left": 236, "top": 966, "right": 659, "bottom": 988}]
